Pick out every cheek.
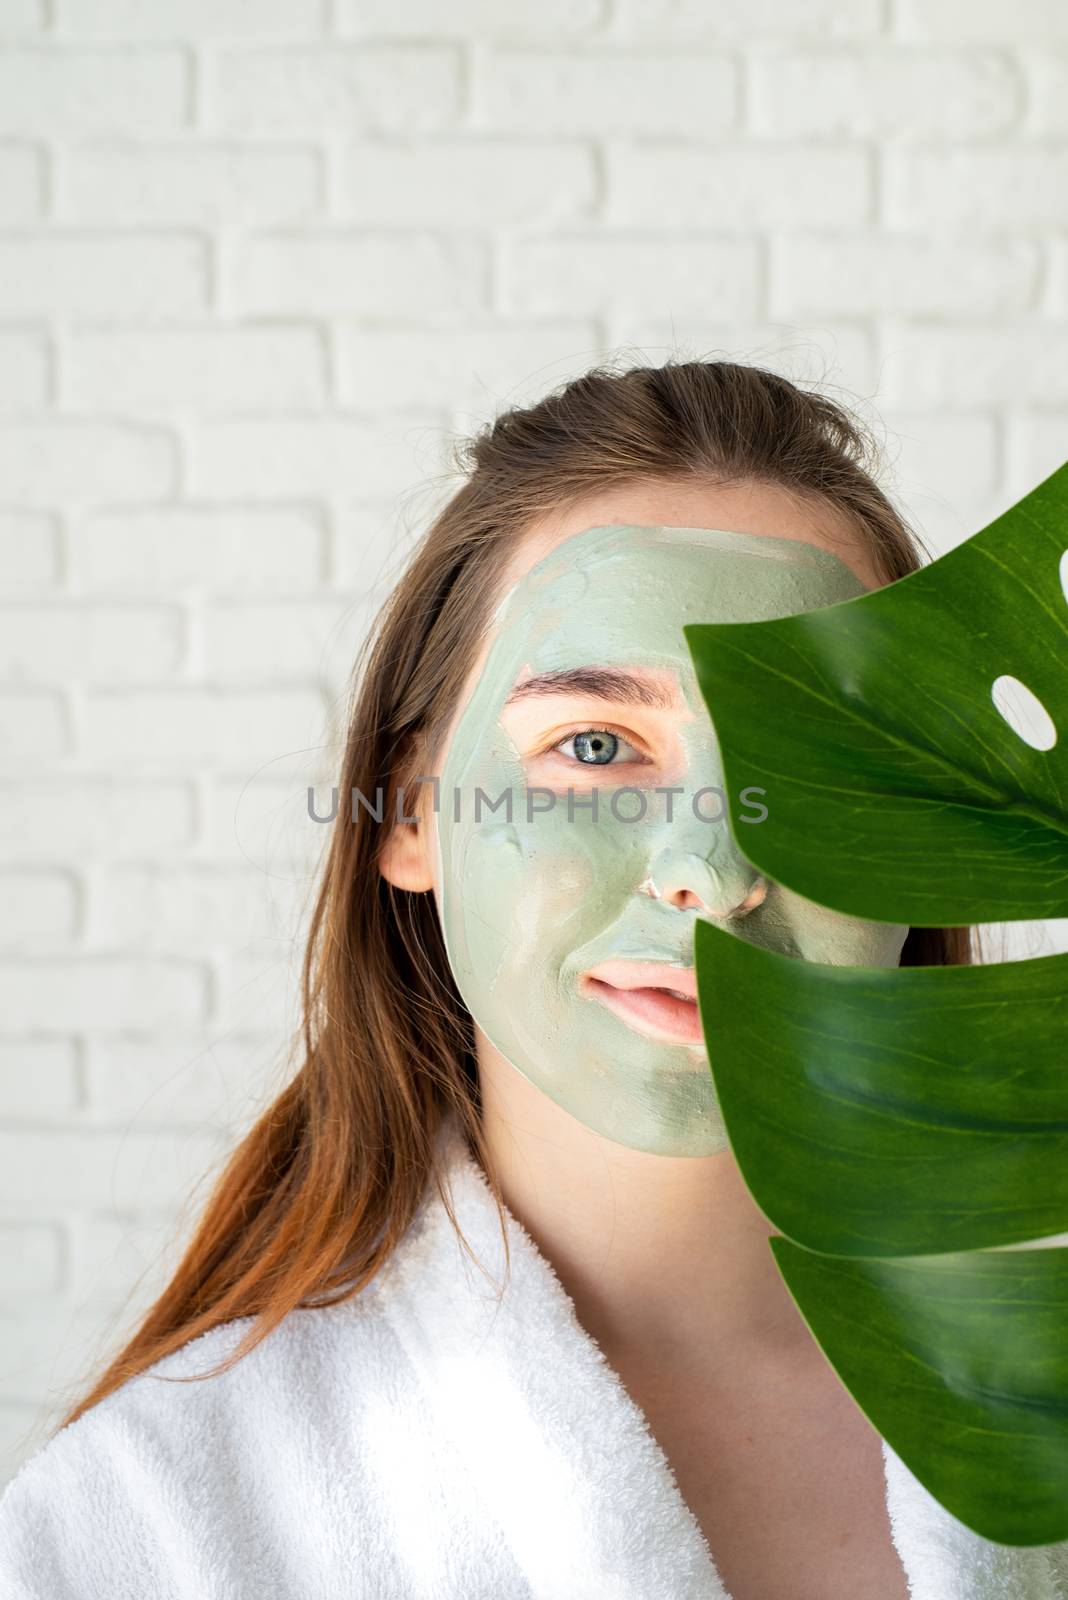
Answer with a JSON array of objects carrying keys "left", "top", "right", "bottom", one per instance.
[
  {"left": 509, "top": 844, "right": 599, "bottom": 977},
  {"left": 465, "top": 819, "right": 598, "bottom": 959},
  {"left": 854, "top": 918, "right": 910, "bottom": 967},
  {"left": 455, "top": 808, "right": 632, "bottom": 994},
  {"left": 778, "top": 888, "right": 908, "bottom": 966}
]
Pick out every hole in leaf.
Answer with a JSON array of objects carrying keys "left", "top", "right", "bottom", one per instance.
[
  {"left": 1061, "top": 547, "right": 1068, "bottom": 606},
  {"left": 991, "top": 674, "right": 1057, "bottom": 752}
]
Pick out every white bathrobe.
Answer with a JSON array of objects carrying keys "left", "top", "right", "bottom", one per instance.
[{"left": 2, "top": 1112, "right": 1066, "bottom": 1599}]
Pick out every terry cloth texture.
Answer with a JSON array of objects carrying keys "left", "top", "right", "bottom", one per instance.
[{"left": 2, "top": 1112, "right": 1067, "bottom": 1599}]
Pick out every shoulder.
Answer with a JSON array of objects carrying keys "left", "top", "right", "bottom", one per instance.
[{"left": 0, "top": 1287, "right": 417, "bottom": 1600}]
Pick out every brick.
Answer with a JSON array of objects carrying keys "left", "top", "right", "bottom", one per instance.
[
  {"left": 0, "top": 234, "right": 207, "bottom": 318},
  {"left": 0, "top": 781, "right": 195, "bottom": 861},
  {"left": 501, "top": 234, "right": 761, "bottom": 317},
  {"left": 750, "top": 50, "right": 1020, "bottom": 138},
  {"left": 187, "top": 416, "right": 436, "bottom": 499},
  {"left": 0, "top": 1304, "right": 139, "bottom": 1411},
  {"left": 1006, "top": 414, "right": 1068, "bottom": 503},
  {"left": 0, "top": 48, "right": 188, "bottom": 136},
  {"left": 894, "top": 0, "right": 1068, "bottom": 38},
  {"left": 0, "top": 1224, "right": 64, "bottom": 1295},
  {"left": 608, "top": 144, "right": 871, "bottom": 228},
  {"left": 336, "top": 322, "right": 597, "bottom": 410},
  {"left": 65, "top": 1214, "right": 189, "bottom": 1306},
  {"left": 0, "top": 332, "right": 49, "bottom": 414},
  {"left": 1026, "top": 52, "right": 1068, "bottom": 134},
  {"left": 615, "top": 0, "right": 883, "bottom": 36},
  {"left": 887, "top": 148, "right": 1068, "bottom": 229},
  {"left": 0, "top": 870, "right": 78, "bottom": 948},
  {"left": 0, "top": 0, "right": 45, "bottom": 29},
  {"left": 772, "top": 236, "right": 1038, "bottom": 318},
  {"left": 0, "top": 146, "right": 44, "bottom": 223},
  {"left": 79, "top": 507, "right": 327, "bottom": 593},
  {"left": 199, "top": 774, "right": 331, "bottom": 869},
  {"left": 61, "top": 144, "right": 322, "bottom": 225},
  {"left": 213, "top": 947, "right": 304, "bottom": 1035},
  {"left": 879, "top": 322, "right": 1068, "bottom": 407},
  {"left": 84, "top": 1030, "right": 282, "bottom": 1132},
  {"left": 474, "top": 50, "right": 737, "bottom": 136},
  {"left": 206, "top": 46, "right": 459, "bottom": 134},
  {"left": 0, "top": 691, "right": 67, "bottom": 760},
  {"left": 0, "top": 514, "right": 59, "bottom": 592},
  {"left": 231, "top": 232, "right": 486, "bottom": 317},
  {"left": 2, "top": 1404, "right": 53, "bottom": 1490},
  {"left": 290, "top": 791, "right": 336, "bottom": 869},
  {"left": 880, "top": 410, "right": 1000, "bottom": 503},
  {"left": 54, "top": 0, "right": 323, "bottom": 34},
  {"left": 83, "top": 688, "right": 325, "bottom": 771},
  {"left": 896, "top": 493, "right": 1005, "bottom": 561},
  {"left": 0, "top": 959, "right": 207, "bottom": 1031},
  {"left": 203, "top": 599, "right": 367, "bottom": 688},
  {"left": 65, "top": 328, "right": 325, "bottom": 415},
  {"left": 619, "top": 320, "right": 876, "bottom": 397},
  {"left": 331, "top": 504, "right": 429, "bottom": 596},
  {"left": 0, "top": 1041, "right": 79, "bottom": 1118},
  {"left": 1052, "top": 238, "right": 1068, "bottom": 316},
  {"left": 85, "top": 1030, "right": 281, "bottom": 1132},
  {"left": 0, "top": 1126, "right": 223, "bottom": 1208},
  {"left": 1029, "top": 921, "right": 1068, "bottom": 958},
  {"left": 0, "top": 604, "right": 183, "bottom": 684},
  {"left": 338, "top": 0, "right": 603, "bottom": 32},
  {"left": 340, "top": 140, "right": 595, "bottom": 226},
  {"left": 85, "top": 865, "right": 307, "bottom": 950},
  {"left": 0, "top": 423, "right": 176, "bottom": 507}
]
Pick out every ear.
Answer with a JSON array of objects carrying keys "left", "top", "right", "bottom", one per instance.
[
  {"left": 378, "top": 810, "right": 435, "bottom": 894},
  {"left": 379, "top": 737, "right": 437, "bottom": 894}
]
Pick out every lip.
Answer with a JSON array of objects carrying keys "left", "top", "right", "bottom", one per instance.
[{"left": 579, "top": 959, "right": 704, "bottom": 1045}]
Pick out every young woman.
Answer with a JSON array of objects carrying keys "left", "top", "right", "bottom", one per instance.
[{"left": 1, "top": 359, "right": 1062, "bottom": 1600}]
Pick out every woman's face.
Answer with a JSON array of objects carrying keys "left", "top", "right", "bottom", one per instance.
[{"left": 405, "top": 484, "right": 909, "bottom": 1156}]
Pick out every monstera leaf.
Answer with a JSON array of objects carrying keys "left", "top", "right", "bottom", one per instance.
[
  {"left": 687, "top": 462, "right": 1067, "bottom": 924},
  {"left": 684, "top": 460, "right": 1068, "bottom": 1547}
]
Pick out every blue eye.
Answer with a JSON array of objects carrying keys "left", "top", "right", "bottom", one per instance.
[{"left": 555, "top": 727, "right": 643, "bottom": 766}]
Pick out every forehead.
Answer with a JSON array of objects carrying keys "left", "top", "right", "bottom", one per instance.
[{"left": 488, "top": 522, "right": 866, "bottom": 675}]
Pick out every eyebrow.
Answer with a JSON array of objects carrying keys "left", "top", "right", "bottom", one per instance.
[{"left": 503, "top": 666, "right": 677, "bottom": 710}]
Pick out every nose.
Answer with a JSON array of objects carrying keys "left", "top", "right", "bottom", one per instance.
[{"left": 639, "top": 842, "right": 768, "bottom": 920}]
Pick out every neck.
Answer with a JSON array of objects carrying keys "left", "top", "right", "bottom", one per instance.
[{"left": 474, "top": 1043, "right": 821, "bottom": 1381}]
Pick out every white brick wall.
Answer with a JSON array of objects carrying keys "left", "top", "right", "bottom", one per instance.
[{"left": 2, "top": 2, "right": 1066, "bottom": 1487}]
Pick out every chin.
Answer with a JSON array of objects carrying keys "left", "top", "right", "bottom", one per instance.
[{"left": 567, "top": 1075, "right": 734, "bottom": 1159}]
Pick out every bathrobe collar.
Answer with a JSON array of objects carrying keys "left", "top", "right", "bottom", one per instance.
[{"left": 377, "top": 1112, "right": 1065, "bottom": 1600}]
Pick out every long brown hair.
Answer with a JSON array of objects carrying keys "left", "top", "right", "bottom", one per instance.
[{"left": 57, "top": 356, "right": 980, "bottom": 1430}]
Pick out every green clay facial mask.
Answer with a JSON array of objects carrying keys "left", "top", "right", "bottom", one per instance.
[{"left": 434, "top": 524, "right": 909, "bottom": 1156}]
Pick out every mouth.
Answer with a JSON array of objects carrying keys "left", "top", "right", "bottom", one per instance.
[{"left": 579, "top": 959, "right": 704, "bottom": 1046}]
